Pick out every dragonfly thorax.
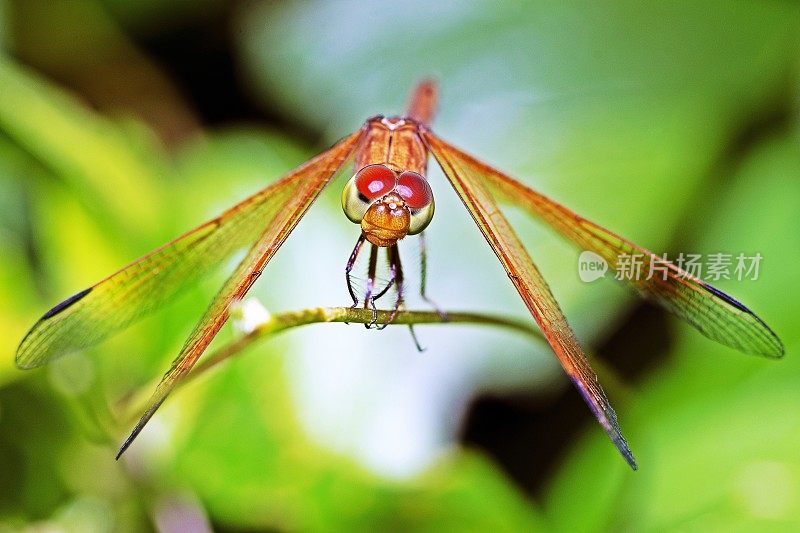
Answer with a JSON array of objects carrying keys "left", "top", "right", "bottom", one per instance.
[{"left": 342, "top": 163, "right": 435, "bottom": 246}]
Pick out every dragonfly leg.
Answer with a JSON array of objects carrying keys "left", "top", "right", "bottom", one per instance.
[
  {"left": 367, "top": 295, "right": 379, "bottom": 327},
  {"left": 377, "top": 245, "right": 425, "bottom": 351},
  {"left": 345, "top": 234, "right": 367, "bottom": 308},
  {"left": 372, "top": 248, "right": 397, "bottom": 303},
  {"left": 377, "top": 244, "right": 404, "bottom": 330},
  {"left": 419, "top": 232, "right": 447, "bottom": 321},
  {"left": 364, "top": 243, "right": 380, "bottom": 328},
  {"left": 408, "top": 324, "right": 425, "bottom": 352}
]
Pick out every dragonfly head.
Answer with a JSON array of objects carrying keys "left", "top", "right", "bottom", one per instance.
[{"left": 342, "top": 164, "right": 435, "bottom": 246}]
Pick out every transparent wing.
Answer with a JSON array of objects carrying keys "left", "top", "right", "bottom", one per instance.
[
  {"left": 424, "top": 131, "right": 636, "bottom": 469},
  {"left": 17, "top": 130, "right": 363, "bottom": 371},
  {"left": 423, "top": 133, "right": 783, "bottom": 359},
  {"left": 115, "top": 129, "right": 363, "bottom": 457}
]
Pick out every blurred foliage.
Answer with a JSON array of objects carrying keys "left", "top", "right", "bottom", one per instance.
[{"left": 1, "top": 0, "right": 799, "bottom": 531}]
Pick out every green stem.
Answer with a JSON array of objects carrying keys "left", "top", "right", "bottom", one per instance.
[
  {"left": 121, "top": 307, "right": 544, "bottom": 423},
  {"left": 197, "top": 307, "right": 543, "bottom": 380}
]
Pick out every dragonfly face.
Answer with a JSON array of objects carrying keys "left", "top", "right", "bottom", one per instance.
[
  {"left": 343, "top": 115, "right": 436, "bottom": 247},
  {"left": 341, "top": 163, "right": 434, "bottom": 246}
]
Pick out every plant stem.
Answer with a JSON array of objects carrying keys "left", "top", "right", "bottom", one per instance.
[
  {"left": 196, "top": 307, "right": 544, "bottom": 377},
  {"left": 120, "top": 307, "right": 544, "bottom": 423}
]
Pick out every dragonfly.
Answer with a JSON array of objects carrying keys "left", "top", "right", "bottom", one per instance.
[{"left": 16, "top": 80, "right": 784, "bottom": 468}]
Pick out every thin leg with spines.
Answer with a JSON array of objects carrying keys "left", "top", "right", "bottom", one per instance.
[
  {"left": 378, "top": 246, "right": 425, "bottom": 352},
  {"left": 364, "top": 243, "right": 380, "bottom": 328},
  {"left": 377, "top": 244, "right": 404, "bottom": 329},
  {"left": 345, "top": 234, "right": 366, "bottom": 308},
  {"left": 372, "top": 249, "right": 397, "bottom": 302},
  {"left": 419, "top": 232, "right": 447, "bottom": 321}
]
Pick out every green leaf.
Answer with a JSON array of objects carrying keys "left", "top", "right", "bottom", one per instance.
[{"left": 0, "top": 56, "right": 166, "bottom": 236}]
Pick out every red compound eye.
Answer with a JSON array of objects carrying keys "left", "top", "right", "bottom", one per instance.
[
  {"left": 396, "top": 171, "right": 432, "bottom": 209},
  {"left": 355, "top": 165, "right": 397, "bottom": 200}
]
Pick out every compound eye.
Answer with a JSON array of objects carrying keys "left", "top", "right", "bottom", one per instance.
[
  {"left": 355, "top": 165, "right": 397, "bottom": 200},
  {"left": 396, "top": 171, "right": 432, "bottom": 209}
]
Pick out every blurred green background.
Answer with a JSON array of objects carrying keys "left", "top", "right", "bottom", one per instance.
[{"left": 1, "top": 1, "right": 799, "bottom": 531}]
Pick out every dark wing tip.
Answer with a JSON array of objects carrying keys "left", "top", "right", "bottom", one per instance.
[
  {"left": 571, "top": 377, "right": 638, "bottom": 471},
  {"left": 116, "top": 435, "right": 134, "bottom": 460},
  {"left": 41, "top": 287, "right": 93, "bottom": 320},
  {"left": 701, "top": 283, "right": 785, "bottom": 359},
  {"left": 700, "top": 283, "right": 748, "bottom": 313},
  {"left": 612, "top": 434, "right": 639, "bottom": 471},
  {"left": 116, "top": 391, "right": 171, "bottom": 460},
  {"left": 15, "top": 287, "right": 93, "bottom": 369},
  {"left": 116, "top": 419, "right": 145, "bottom": 460}
]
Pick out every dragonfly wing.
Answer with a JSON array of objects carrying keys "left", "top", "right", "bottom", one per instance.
[
  {"left": 424, "top": 131, "right": 636, "bottom": 469},
  {"left": 423, "top": 133, "right": 783, "bottom": 359},
  {"left": 116, "top": 129, "right": 363, "bottom": 457},
  {"left": 17, "top": 130, "right": 363, "bottom": 370}
]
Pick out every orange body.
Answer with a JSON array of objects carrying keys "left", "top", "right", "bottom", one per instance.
[
  {"left": 355, "top": 117, "right": 429, "bottom": 176},
  {"left": 350, "top": 81, "right": 438, "bottom": 246}
]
